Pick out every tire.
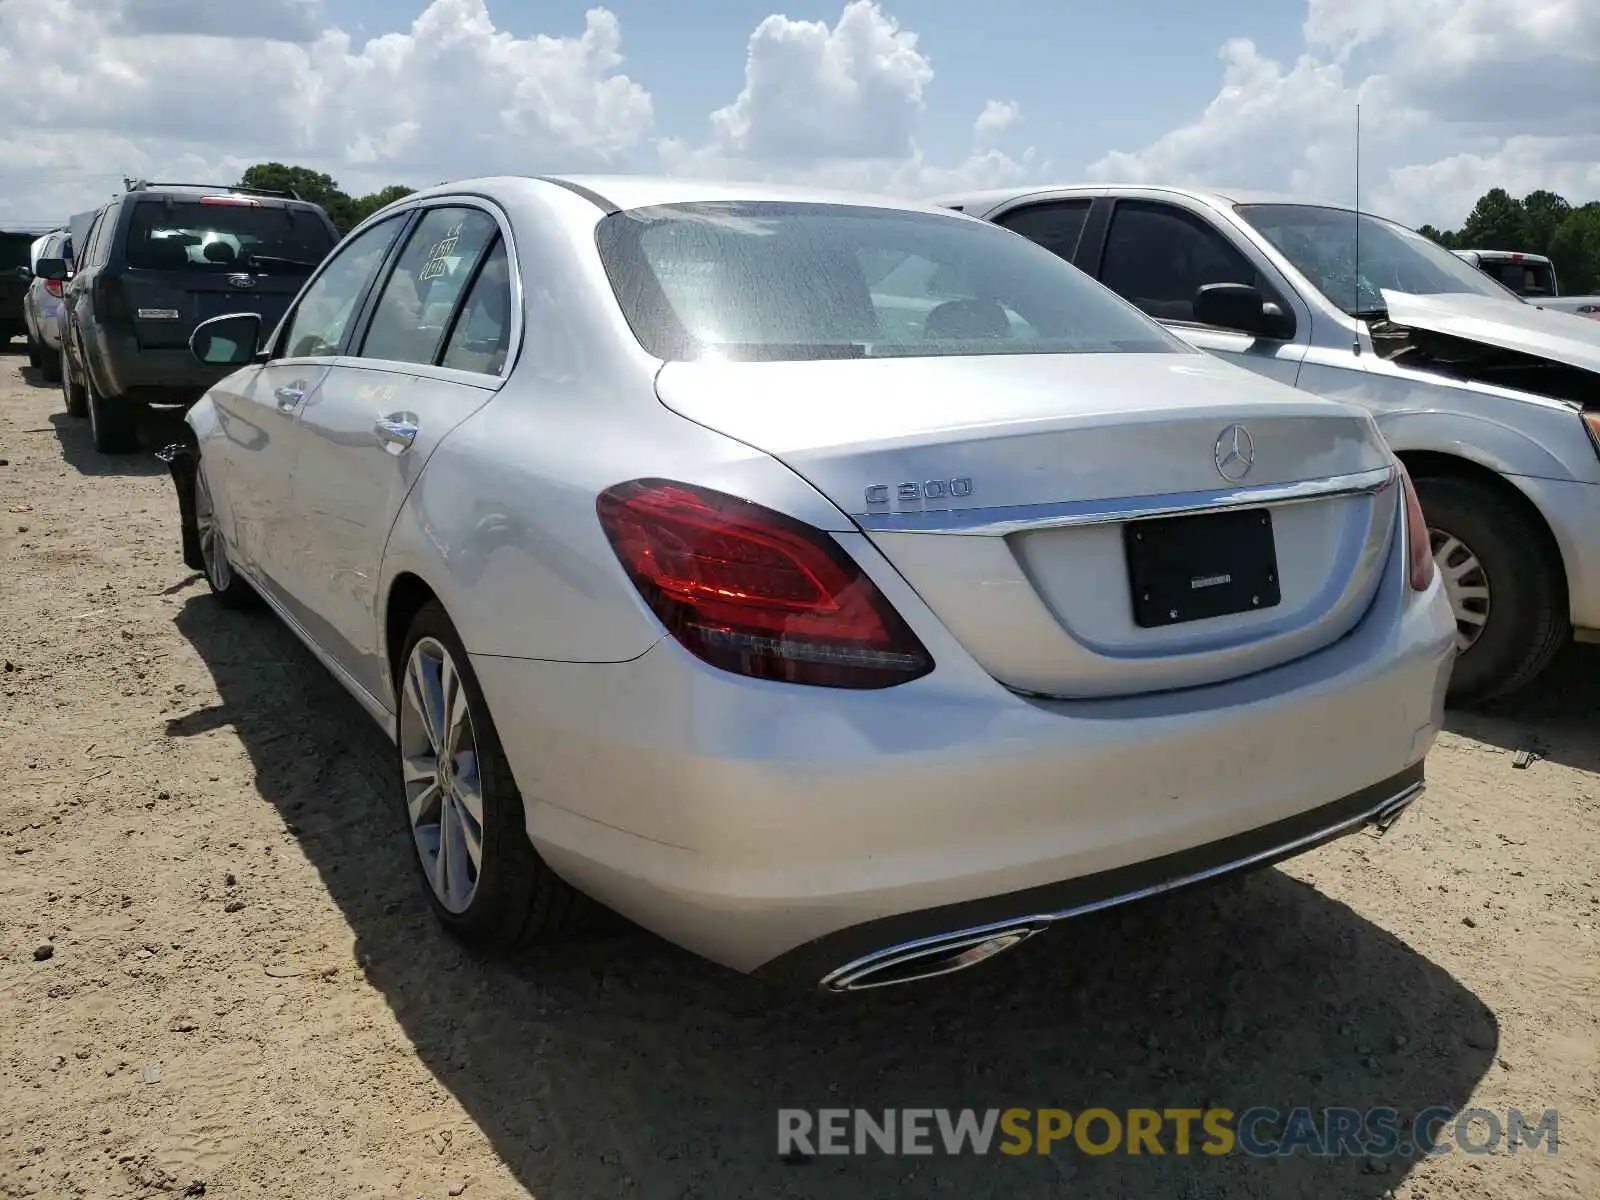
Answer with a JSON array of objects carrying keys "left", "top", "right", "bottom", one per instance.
[
  {"left": 25, "top": 338, "right": 41, "bottom": 370},
  {"left": 39, "top": 348, "right": 61, "bottom": 383},
  {"left": 1415, "top": 474, "right": 1568, "bottom": 704},
  {"left": 60, "top": 346, "right": 87, "bottom": 418},
  {"left": 396, "top": 600, "right": 589, "bottom": 953},
  {"left": 192, "top": 461, "right": 254, "bottom": 608},
  {"left": 85, "top": 364, "right": 141, "bottom": 455}
]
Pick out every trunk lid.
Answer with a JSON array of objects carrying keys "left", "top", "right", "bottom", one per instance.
[
  {"left": 1380, "top": 289, "right": 1600, "bottom": 374},
  {"left": 656, "top": 352, "right": 1399, "bottom": 698}
]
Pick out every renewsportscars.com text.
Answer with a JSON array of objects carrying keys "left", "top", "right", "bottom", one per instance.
[{"left": 777, "top": 1106, "right": 1559, "bottom": 1159}]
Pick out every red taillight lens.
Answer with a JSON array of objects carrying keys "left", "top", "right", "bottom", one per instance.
[
  {"left": 1400, "top": 466, "right": 1434, "bottom": 591},
  {"left": 596, "top": 479, "right": 934, "bottom": 689},
  {"left": 45, "top": 280, "right": 63, "bottom": 298},
  {"left": 1582, "top": 411, "right": 1600, "bottom": 461}
]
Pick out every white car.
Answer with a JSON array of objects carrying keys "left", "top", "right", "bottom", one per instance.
[
  {"left": 937, "top": 184, "right": 1600, "bottom": 703},
  {"left": 22, "top": 228, "right": 69, "bottom": 381},
  {"left": 158, "top": 176, "right": 1455, "bottom": 990}
]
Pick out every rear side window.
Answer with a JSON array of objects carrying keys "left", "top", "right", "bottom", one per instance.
[
  {"left": 123, "top": 200, "right": 336, "bottom": 273},
  {"left": 439, "top": 239, "right": 513, "bottom": 374},
  {"left": 995, "top": 200, "right": 1091, "bottom": 265}
]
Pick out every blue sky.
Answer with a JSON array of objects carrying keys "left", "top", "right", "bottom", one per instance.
[
  {"left": 318, "top": 0, "right": 1308, "bottom": 183},
  {"left": 2, "top": 0, "right": 1596, "bottom": 228}
]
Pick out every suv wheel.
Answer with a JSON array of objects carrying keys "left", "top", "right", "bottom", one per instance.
[
  {"left": 60, "top": 347, "right": 87, "bottom": 418},
  {"left": 85, "top": 366, "right": 142, "bottom": 455},
  {"left": 25, "top": 338, "right": 42, "bottom": 370},
  {"left": 1415, "top": 475, "right": 1569, "bottom": 704}
]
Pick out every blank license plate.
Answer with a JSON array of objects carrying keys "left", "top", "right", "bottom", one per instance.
[{"left": 1124, "top": 507, "right": 1282, "bottom": 628}]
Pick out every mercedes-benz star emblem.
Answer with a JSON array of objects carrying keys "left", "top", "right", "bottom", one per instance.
[{"left": 1213, "top": 424, "right": 1255, "bottom": 482}]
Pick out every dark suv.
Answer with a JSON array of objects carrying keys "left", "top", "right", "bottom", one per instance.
[{"left": 35, "top": 181, "right": 340, "bottom": 453}]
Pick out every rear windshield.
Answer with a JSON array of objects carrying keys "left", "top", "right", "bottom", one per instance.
[
  {"left": 1477, "top": 259, "right": 1556, "bottom": 297},
  {"left": 0, "top": 234, "right": 35, "bottom": 270},
  {"left": 124, "top": 200, "right": 336, "bottom": 274},
  {"left": 595, "top": 201, "right": 1186, "bottom": 362}
]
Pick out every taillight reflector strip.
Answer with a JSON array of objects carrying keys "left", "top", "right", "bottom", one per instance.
[
  {"left": 595, "top": 479, "right": 933, "bottom": 689},
  {"left": 1399, "top": 465, "right": 1435, "bottom": 591}
]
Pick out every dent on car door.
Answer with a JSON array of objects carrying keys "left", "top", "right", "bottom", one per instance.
[
  {"left": 288, "top": 205, "right": 509, "bottom": 700},
  {"left": 1095, "top": 200, "right": 1308, "bottom": 385},
  {"left": 214, "top": 213, "right": 412, "bottom": 611}
]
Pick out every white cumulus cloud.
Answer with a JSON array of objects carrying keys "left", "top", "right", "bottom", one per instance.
[{"left": 1088, "top": 0, "right": 1600, "bottom": 227}]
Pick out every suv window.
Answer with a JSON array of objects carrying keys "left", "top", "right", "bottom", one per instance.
[
  {"left": 1100, "top": 202, "right": 1261, "bottom": 323},
  {"left": 439, "top": 239, "right": 513, "bottom": 374},
  {"left": 359, "top": 207, "right": 499, "bottom": 366},
  {"left": 278, "top": 214, "right": 407, "bottom": 359},
  {"left": 995, "top": 200, "right": 1091, "bottom": 265},
  {"left": 83, "top": 208, "right": 113, "bottom": 269},
  {"left": 124, "top": 199, "right": 335, "bottom": 273}
]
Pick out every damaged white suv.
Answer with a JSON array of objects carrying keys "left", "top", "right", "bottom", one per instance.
[{"left": 935, "top": 185, "right": 1600, "bottom": 703}]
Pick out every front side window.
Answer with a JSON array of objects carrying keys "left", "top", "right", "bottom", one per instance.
[
  {"left": 1100, "top": 202, "right": 1262, "bottom": 323},
  {"left": 595, "top": 201, "right": 1183, "bottom": 362},
  {"left": 1236, "top": 203, "right": 1516, "bottom": 316},
  {"left": 359, "top": 207, "right": 499, "bottom": 366},
  {"left": 278, "top": 214, "right": 407, "bottom": 359},
  {"left": 995, "top": 200, "right": 1092, "bottom": 265},
  {"left": 124, "top": 200, "right": 336, "bottom": 273}
]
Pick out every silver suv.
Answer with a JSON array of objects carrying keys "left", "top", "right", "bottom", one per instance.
[{"left": 935, "top": 184, "right": 1600, "bottom": 703}]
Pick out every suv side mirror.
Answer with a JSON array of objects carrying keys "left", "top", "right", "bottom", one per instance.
[
  {"left": 34, "top": 257, "right": 69, "bottom": 282},
  {"left": 191, "top": 312, "right": 264, "bottom": 367}
]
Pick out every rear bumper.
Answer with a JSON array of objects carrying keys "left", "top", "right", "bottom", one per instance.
[
  {"left": 471, "top": 535, "right": 1457, "bottom": 981},
  {"left": 771, "top": 763, "right": 1424, "bottom": 990},
  {"left": 89, "top": 334, "right": 230, "bottom": 403},
  {"left": 1511, "top": 473, "right": 1600, "bottom": 631}
]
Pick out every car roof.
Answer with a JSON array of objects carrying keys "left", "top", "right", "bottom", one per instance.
[
  {"left": 397, "top": 174, "right": 965, "bottom": 218},
  {"left": 1454, "top": 248, "right": 1553, "bottom": 263},
  {"left": 926, "top": 182, "right": 1363, "bottom": 217}
]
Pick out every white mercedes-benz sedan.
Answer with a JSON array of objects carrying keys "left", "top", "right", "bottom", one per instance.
[{"left": 158, "top": 175, "right": 1456, "bottom": 991}]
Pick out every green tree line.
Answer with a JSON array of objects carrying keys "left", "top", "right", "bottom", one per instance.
[
  {"left": 236, "top": 162, "right": 418, "bottom": 234},
  {"left": 1418, "top": 188, "right": 1600, "bottom": 294}
]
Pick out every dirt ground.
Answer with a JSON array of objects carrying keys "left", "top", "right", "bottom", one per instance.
[{"left": 0, "top": 345, "right": 1596, "bottom": 1200}]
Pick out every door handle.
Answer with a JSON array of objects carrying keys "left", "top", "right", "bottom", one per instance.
[
  {"left": 275, "top": 383, "right": 306, "bottom": 413},
  {"left": 373, "top": 413, "right": 419, "bottom": 454}
]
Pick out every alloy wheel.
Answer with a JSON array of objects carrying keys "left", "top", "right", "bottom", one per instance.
[
  {"left": 399, "top": 637, "right": 485, "bottom": 914},
  {"left": 1430, "top": 527, "right": 1491, "bottom": 652},
  {"left": 193, "top": 467, "right": 233, "bottom": 593}
]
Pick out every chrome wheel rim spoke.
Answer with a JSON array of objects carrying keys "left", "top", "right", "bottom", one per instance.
[
  {"left": 399, "top": 637, "right": 483, "bottom": 913},
  {"left": 1430, "top": 528, "right": 1491, "bottom": 653}
]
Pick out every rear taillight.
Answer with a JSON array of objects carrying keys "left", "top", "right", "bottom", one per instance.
[
  {"left": 1400, "top": 466, "right": 1434, "bottom": 591},
  {"left": 200, "top": 195, "right": 261, "bottom": 207},
  {"left": 596, "top": 479, "right": 933, "bottom": 689},
  {"left": 45, "top": 280, "right": 63, "bottom": 298},
  {"left": 1583, "top": 410, "right": 1600, "bottom": 461}
]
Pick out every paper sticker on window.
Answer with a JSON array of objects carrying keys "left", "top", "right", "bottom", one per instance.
[{"left": 419, "top": 223, "right": 463, "bottom": 283}]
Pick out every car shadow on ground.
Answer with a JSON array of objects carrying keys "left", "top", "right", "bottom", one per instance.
[
  {"left": 1446, "top": 642, "right": 1600, "bottom": 774},
  {"left": 14, "top": 361, "right": 58, "bottom": 389},
  {"left": 47, "top": 405, "right": 190, "bottom": 478},
  {"left": 170, "top": 593, "right": 1499, "bottom": 1200}
]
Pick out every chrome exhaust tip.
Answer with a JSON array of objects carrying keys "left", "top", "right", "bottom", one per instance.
[{"left": 821, "top": 922, "right": 1046, "bottom": 992}]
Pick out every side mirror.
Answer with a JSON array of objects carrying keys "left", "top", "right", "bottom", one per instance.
[
  {"left": 34, "top": 257, "right": 69, "bottom": 282},
  {"left": 191, "top": 312, "right": 264, "bottom": 367},
  {"left": 14, "top": 264, "right": 32, "bottom": 282},
  {"left": 1193, "top": 282, "right": 1272, "bottom": 335}
]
